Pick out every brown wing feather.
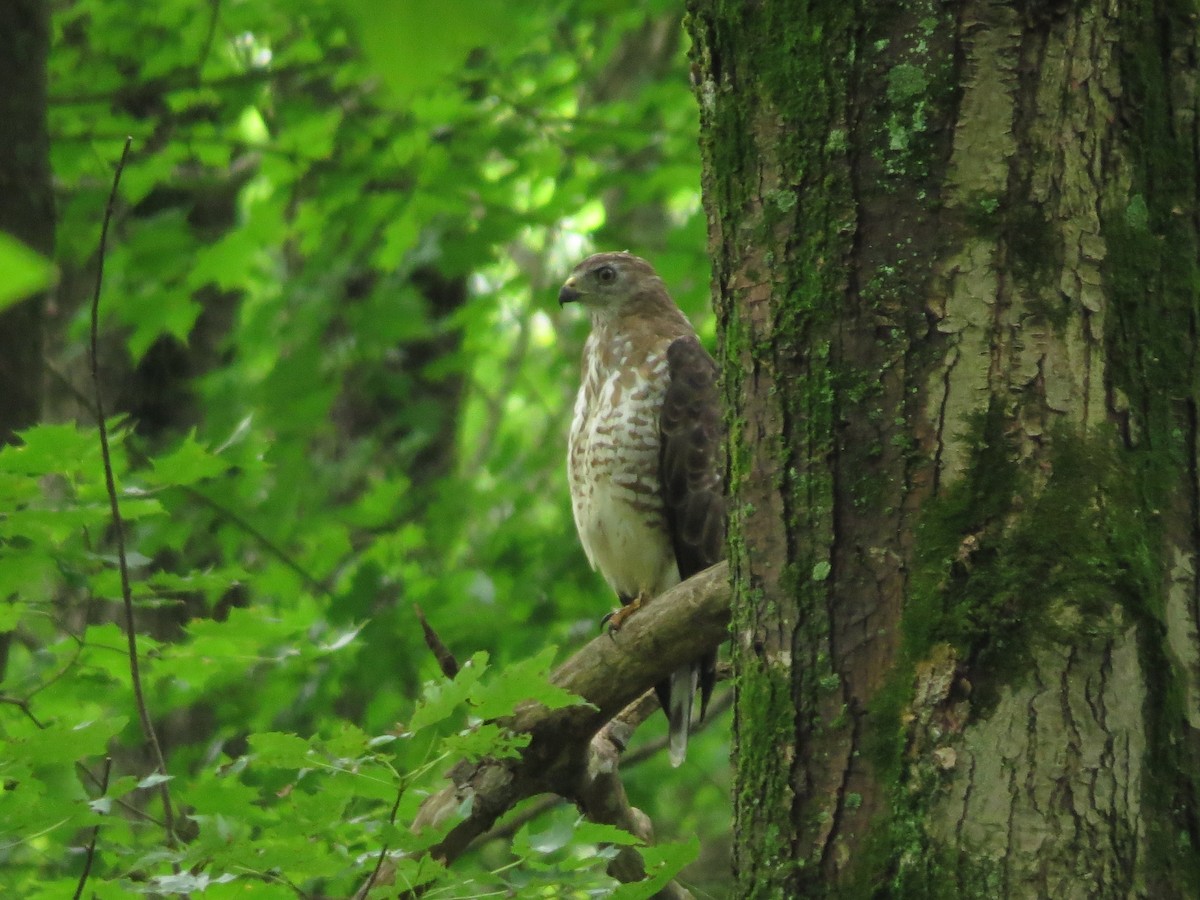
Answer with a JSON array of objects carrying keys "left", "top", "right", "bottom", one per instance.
[{"left": 659, "top": 335, "right": 724, "bottom": 718}]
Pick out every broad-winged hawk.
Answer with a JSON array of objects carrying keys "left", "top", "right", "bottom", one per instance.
[{"left": 559, "top": 252, "right": 723, "bottom": 766}]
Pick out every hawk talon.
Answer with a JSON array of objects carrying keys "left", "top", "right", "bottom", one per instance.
[
  {"left": 600, "top": 610, "right": 619, "bottom": 642},
  {"left": 606, "top": 594, "right": 645, "bottom": 632}
]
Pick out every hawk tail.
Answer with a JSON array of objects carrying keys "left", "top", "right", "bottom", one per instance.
[{"left": 668, "top": 663, "right": 698, "bottom": 767}]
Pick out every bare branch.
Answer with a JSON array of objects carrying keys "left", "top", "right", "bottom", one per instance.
[
  {"left": 88, "top": 136, "right": 177, "bottom": 846},
  {"left": 469, "top": 687, "right": 733, "bottom": 852},
  {"left": 72, "top": 757, "right": 112, "bottom": 900},
  {"left": 360, "top": 781, "right": 407, "bottom": 899},
  {"left": 576, "top": 725, "right": 693, "bottom": 899}
]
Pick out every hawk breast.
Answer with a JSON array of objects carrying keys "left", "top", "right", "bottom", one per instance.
[{"left": 568, "top": 336, "right": 679, "bottom": 601}]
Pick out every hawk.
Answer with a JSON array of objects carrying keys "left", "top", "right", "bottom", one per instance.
[{"left": 559, "top": 251, "right": 724, "bottom": 766}]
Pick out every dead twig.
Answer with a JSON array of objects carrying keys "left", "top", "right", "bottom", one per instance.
[{"left": 414, "top": 604, "right": 459, "bottom": 678}]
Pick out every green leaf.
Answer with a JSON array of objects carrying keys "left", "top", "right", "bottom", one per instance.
[
  {"left": 0, "top": 423, "right": 101, "bottom": 476},
  {"left": 610, "top": 835, "right": 700, "bottom": 899},
  {"left": 0, "top": 233, "right": 55, "bottom": 313},
  {"left": 248, "top": 732, "right": 313, "bottom": 768},
  {"left": 518, "top": 816, "right": 576, "bottom": 855},
  {"left": 144, "top": 431, "right": 231, "bottom": 487},
  {"left": 0, "top": 599, "right": 27, "bottom": 630},
  {"left": 408, "top": 651, "right": 489, "bottom": 732},
  {"left": 0, "top": 550, "right": 61, "bottom": 604},
  {"left": 571, "top": 820, "right": 645, "bottom": 847},
  {"left": 337, "top": 0, "right": 509, "bottom": 100},
  {"left": 3, "top": 716, "right": 128, "bottom": 766},
  {"left": 468, "top": 646, "right": 586, "bottom": 720},
  {"left": 440, "top": 722, "right": 529, "bottom": 763}
]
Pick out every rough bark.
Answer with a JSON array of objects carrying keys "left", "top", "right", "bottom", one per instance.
[
  {"left": 0, "top": 0, "right": 53, "bottom": 681},
  {"left": 0, "top": 0, "right": 53, "bottom": 443},
  {"left": 689, "top": 0, "right": 1200, "bottom": 896}
]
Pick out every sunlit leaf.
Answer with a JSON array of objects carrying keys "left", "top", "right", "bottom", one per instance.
[
  {"left": 0, "top": 234, "right": 55, "bottom": 312},
  {"left": 468, "top": 645, "right": 587, "bottom": 720},
  {"left": 409, "top": 651, "right": 489, "bottom": 732},
  {"left": 337, "top": 0, "right": 508, "bottom": 99}
]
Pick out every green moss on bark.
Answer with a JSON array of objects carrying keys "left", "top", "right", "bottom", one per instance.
[
  {"left": 1104, "top": 1, "right": 1200, "bottom": 892},
  {"left": 690, "top": 0, "right": 857, "bottom": 892},
  {"left": 862, "top": 409, "right": 1175, "bottom": 896}
]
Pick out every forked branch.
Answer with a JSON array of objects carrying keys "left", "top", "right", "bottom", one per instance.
[{"left": 360, "top": 561, "right": 730, "bottom": 897}]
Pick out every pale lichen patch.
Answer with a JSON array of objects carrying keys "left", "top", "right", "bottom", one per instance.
[{"left": 1164, "top": 548, "right": 1200, "bottom": 729}]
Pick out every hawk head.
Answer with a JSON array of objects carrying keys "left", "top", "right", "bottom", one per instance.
[{"left": 558, "top": 252, "right": 669, "bottom": 318}]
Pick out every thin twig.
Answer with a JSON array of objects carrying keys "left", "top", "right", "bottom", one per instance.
[
  {"left": 0, "top": 695, "right": 46, "bottom": 729},
  {"left": 72, "top": 756, "right": 112, "bottom": 900},
  {"left": 196, "top": 0, "right": 222, "bottom": 76},
  {"left": 76, "top": 761, "right": 164, "bottom": 829},
  {"left": 89, "top": 136, "right": 177, "bottom": 846},
  {"left": 357, "top": 783, "right": 407, "bottom": 899},
  {"left": 185, "top": 487, "right": 331, "bottom": 595}
]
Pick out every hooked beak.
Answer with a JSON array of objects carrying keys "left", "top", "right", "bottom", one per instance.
[{"left": 558, "top": 277, "right": 582, "bottom": 305}]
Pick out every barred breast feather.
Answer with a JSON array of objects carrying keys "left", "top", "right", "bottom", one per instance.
[{"left": 568, "top": 332, "right": 679, "bottom": 602}]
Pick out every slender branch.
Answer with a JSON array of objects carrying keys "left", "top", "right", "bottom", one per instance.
[
  {"left": 88, "top": 136, "right": 177, "bottom": 846},
  {"left": 76, "top": 761, "right": 164, "bottom": 829},
  {"left": 358, "top": 782, "right": 407, "bottom": 899},
  {"left": 196, "top": 0, "right": 222, "bottom": 76},
  {"left": 0, "top": 695, "right": 46, "bottom": 729},
  {"left": 618, "top": 685, "right": 733, "bottom": 769},
  {"left": 72, "top": 757, "right": 112, "bottom": 900},
  {"left": 184, "top": 486, "right": 331, "bottom": 594}
]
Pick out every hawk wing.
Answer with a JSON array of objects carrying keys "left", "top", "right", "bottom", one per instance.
[{"left": 659, "top": 334, "right": 724, "bottom": 719}]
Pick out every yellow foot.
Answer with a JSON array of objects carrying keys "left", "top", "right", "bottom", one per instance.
[{"left": 602, "top": 594, "right": 646, "bottom": 633}]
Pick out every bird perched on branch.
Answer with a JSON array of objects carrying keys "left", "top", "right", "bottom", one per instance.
[{"left": 559, "top": 251, "right": 724, "bottom": 766}]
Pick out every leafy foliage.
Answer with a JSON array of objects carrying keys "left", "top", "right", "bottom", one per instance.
[{"left": 1, "top": 0, "right": 728, "bottom": 895}]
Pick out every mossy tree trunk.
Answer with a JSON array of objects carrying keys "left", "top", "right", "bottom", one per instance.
[
  {"left": 688, "top": 1, "right": 1200, "bottom": 896},
  {"left": 0, "top": 0, "right": 53, "bottom": 682}
]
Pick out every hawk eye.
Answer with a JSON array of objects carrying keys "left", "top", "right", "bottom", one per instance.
[{"left": 596, "top": 265, "right": 617, "bottom": 284}]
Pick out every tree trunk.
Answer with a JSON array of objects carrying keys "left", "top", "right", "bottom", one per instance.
[
  {"left": 688, "top": 1, "right": 1200, "bottom": 896},
  {"left": 0, "top": 0, "right": 53, "bottom": 682},
  {"left": 0, "top": 0, "right": 52, "bottom": 444}
]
